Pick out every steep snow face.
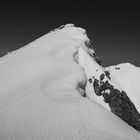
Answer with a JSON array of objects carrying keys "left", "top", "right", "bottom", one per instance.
[
  {"left": 106, "top": 63, "right": 140, "bottom": 113},
  {"left": 78, "top": 46, "right": 110, "bottom": 110},
  {"left": 0, "top": 24, "right": 140, "bottom": 140},
  {"left": 78, "top": 45, "right": 124, "bottom": 111}
]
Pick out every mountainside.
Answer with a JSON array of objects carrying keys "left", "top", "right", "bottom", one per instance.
[
  {"left": 78, "top": 42, "right": 140, "bottom": 130},
  {"left": 0, "top": 24, "right": 140, "bottom": 139}
]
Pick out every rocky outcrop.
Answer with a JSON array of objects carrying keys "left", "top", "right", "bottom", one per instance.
[{"left": 89, "top": 72, "right": 140, "bottom": 131}]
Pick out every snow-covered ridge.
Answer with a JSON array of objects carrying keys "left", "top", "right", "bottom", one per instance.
[
  {"left": 0, "top": 24, "right": 140, "bottom": 139},
  {"left": 0, "top": 24, "right": 88, "bottom": 107}
]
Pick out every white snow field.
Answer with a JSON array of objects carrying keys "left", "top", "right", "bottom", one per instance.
[{"left": 0, "top": 24, "right": 140, "bottom": 140}]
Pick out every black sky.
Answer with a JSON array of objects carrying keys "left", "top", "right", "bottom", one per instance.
[{"left": 0, "top": 3, "right": 140, "bottom": 66}]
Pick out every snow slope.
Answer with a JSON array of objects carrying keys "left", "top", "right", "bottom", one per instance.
[{"left": 0, "top": 24, "right": 140, "bottom": 140}]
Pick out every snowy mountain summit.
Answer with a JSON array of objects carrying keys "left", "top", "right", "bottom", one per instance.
[{"left": 0, "top": 24, "right": 140, "bottom": 139}]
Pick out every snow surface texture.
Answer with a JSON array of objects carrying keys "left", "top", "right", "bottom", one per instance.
[{"left": 0, "top": 24, "right": 140, "bottom": 140}]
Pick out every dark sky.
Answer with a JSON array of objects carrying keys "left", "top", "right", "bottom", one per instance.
[{"left": 0, "top": 3, "right": 140, "bottom": 66}]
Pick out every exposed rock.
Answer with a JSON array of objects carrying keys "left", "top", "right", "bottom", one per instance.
[
  {"left": 92, "top": 77, "right": 140, "bottom": 131},
  {"left": 104, "top": 70, "right": 111, "bottom": 80},
  {"left": 100, "top": 73, "right": 105, "bottom": 81},
  {"left": 115, "top": 67, "right": 120, "bottom": 70},
  {"left": 84, "top": 40, "right": 103, "bottom": 66},
  {"left": 88, "top": 78, "right": 92, "bottom": 83}
]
